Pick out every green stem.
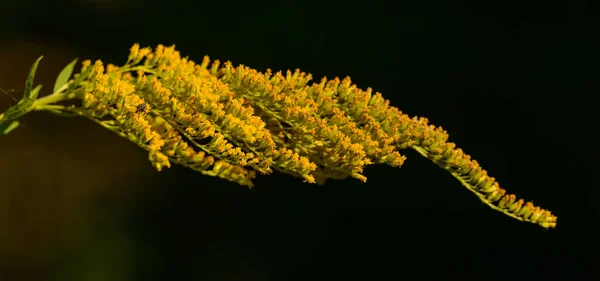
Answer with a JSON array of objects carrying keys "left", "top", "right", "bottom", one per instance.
[
  {"left": 32, "top": 91, "right": 78, "bottom": 109},
  {"left": 117, "top": 66, "right": 157, "bottom": 75}
]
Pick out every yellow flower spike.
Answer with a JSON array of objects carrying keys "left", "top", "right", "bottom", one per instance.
[
  {"left": 493, "top": 188, "right": 507, "bottom": 202},
  {"left": 485, "top": 188, "right": 501, "bottom": 202},
  {"left": 81, "top": 59, "right": 92, "bottom": 69},
  {"left": 128, "top": 43, "right": 140, "bottom": 63},
  {"left": 8, "top": 44, "right": 556, "bottom": 229},
  {"left": 106, "top": 63, "right": 119, "bottom": 73},
  {"left": 136, "top": 47, "right": 152, "bottom": 65},
  {"left": 82, "top": 93, "right": 96, "bottom": 109},
  {"left": 509, "top": 199, "right": 525, "bottom": 213},
  {"left": 497, "top": 195, "right": 510, "bottom": 209},
  {"left": 517, "top": 202, "right": 534, "bottom": 219},
  {"left": 529, "top": 207, "right": 543, "bottom": 222}
]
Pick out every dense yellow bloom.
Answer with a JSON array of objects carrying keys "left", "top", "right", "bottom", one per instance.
[{"left": 30, "top": 43, "right": 555, "bottom": 228}]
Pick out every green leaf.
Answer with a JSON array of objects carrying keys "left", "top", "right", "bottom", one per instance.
[
  {"left": 30, "top": 85, "right": 43, "bottom": 99},
  {"left": 1, "top": 57, "right": 44, "bottom": 121},
  {"left": 0, "top": 120, "right": 20, "bottom": 135},
  {"left": 24, "top": 56, "right": 43, "bottom": 100},
  {"left": 53, "top": 58, "right": 78, "bottom": 93}
]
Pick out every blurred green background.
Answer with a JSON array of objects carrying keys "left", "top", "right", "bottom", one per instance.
[{"left": 1, "top": 0, "right": 598, "bottom": 280}]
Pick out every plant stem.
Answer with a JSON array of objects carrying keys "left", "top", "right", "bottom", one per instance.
[{"left": 32, "top": 91, "right": 78, "bottom": 109}]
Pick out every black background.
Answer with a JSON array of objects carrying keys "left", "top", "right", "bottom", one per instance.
[{"left": 0, "top": 0, "right": 598, "bottom": 280}]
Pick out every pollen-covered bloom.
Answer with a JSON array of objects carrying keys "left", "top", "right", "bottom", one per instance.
[{"left": 60, "top": 44, "right": 555, "bottom": 228}]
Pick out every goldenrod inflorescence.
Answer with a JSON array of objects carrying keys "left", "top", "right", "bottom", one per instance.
[{"left": 0, "top": 44, "right": 557, "bottom": 228}]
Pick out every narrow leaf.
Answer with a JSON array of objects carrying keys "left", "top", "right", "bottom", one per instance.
[
  {"left": 30, "top": 85, "right": 43, "bottom": 100},
  {"left": 24, "top": 56, "right": 43, "bottom": 100},
  {"left": 53, "top": 58, "right": 78, "bottom": 93},
  {"left": 0, "top": 120, "right": 20, "bottom": 135}
]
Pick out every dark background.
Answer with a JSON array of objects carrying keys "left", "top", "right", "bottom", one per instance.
[{"left": 0, "top": 0, "right": 598, "bottom": 280}]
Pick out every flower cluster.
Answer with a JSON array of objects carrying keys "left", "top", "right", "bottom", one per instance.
[{"left": 47, "top": 44, "right": 555, "bottom": 228}]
